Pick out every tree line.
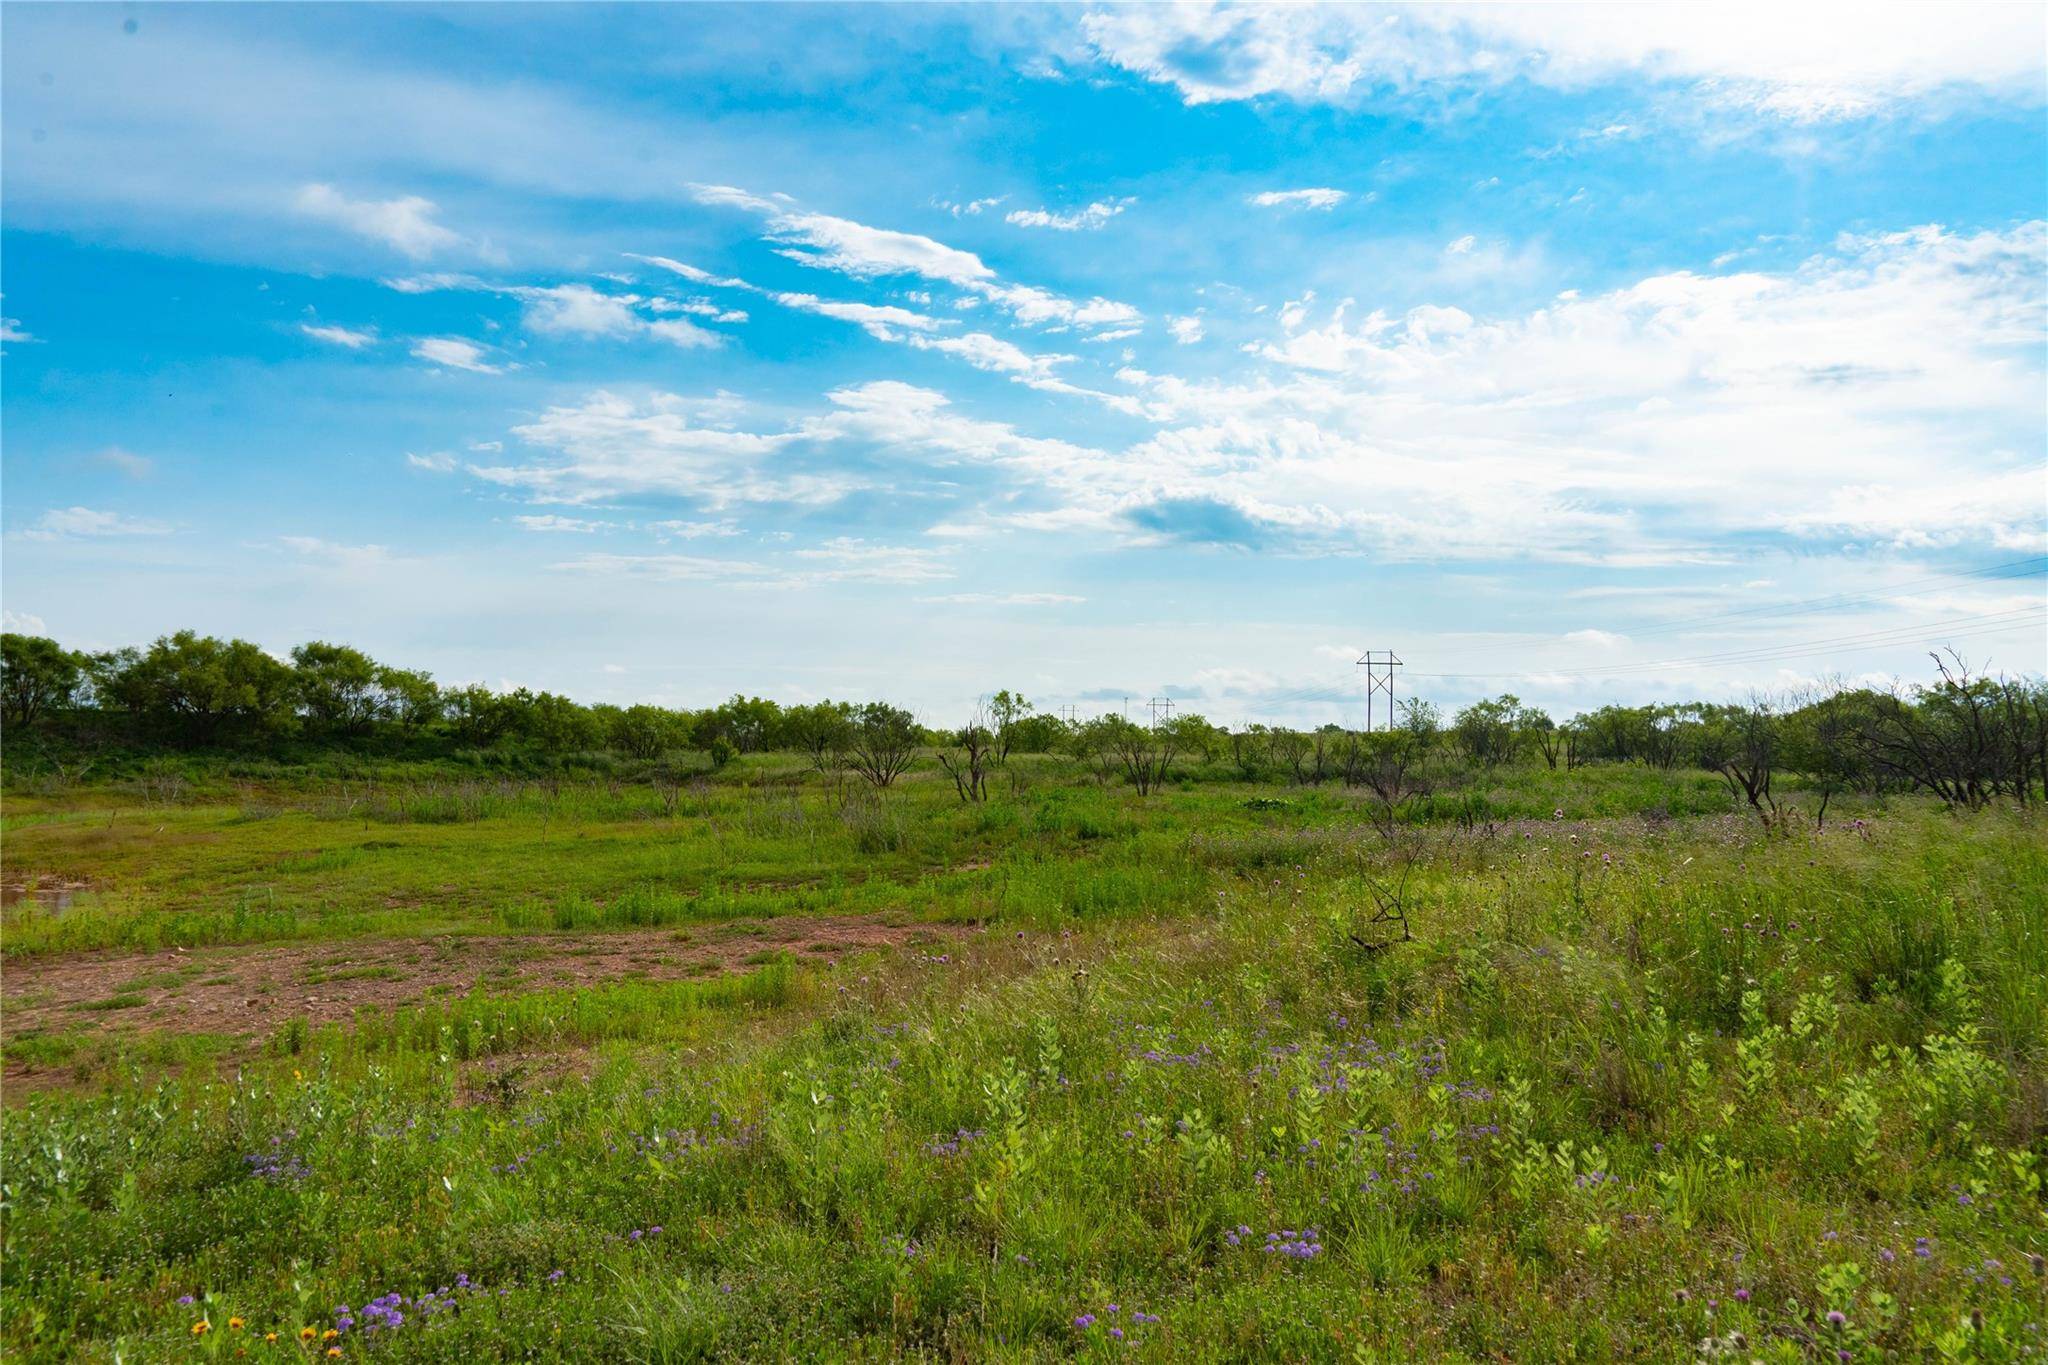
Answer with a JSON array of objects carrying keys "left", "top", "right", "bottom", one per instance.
[{"left": 3, "top": 630, "right": 2043, "bottom": 818}]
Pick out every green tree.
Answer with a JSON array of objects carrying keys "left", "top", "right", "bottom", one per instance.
[
  {"left": 0, "top": 633, "right": 85, "bottom": 729},
  {"left": 108, "top": 630, "right": 295, "bottom": 744},
  {"left": 1452, "top": 694, "right": 1531, "bottom": 768},
  {"left": 606, "top": 703, "right": 688, "bottom": 759},
  {"left": 446, "top": 684, "right": 521, "bottom": 747},
  {"left": 987, "top": 690, "right": 1033, "bottom": 765},
  {"left": 291, "top": 641, "right": 387, "bottom": 736},
  {"left": 785, "top": 701, "right": 854, "bottom": 773},
  {"left": 840, "top": 702, "right": 919, "bottom": 789},
  {"left": 378, "top": 667, "right": 444, "bottom": 733}
]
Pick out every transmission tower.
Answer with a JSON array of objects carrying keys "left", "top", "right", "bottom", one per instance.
[
  {"left": 1147, "top": 696, "right": 1174, "bottom": 728},
  {"left": 1355, "top": 650, "right": 1403, "bottom": 732},
  {"left": 1059, "top": 703, "right": 1078, "bottom": 724}
]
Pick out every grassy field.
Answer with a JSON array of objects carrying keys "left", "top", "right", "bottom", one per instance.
[{"left": 2, "top": 757, "right": 2044, "bottom": 1360}]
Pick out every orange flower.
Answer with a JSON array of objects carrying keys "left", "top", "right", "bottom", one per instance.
[
  {"left": 300, "top": 1326, "right": 318, "bottom": 1341},
  {"left": 229, "top": 1316, "right": 246, "bottom": 1330},
  {"left": 191, "top": 1320, "right": 211, "bottom": 1336},
  {"left": 327, "top": 1350, "right": 343, "bottom": 1359},
  {"left": 264, "top": 1333, "right": 278, "bottom": 1343}
]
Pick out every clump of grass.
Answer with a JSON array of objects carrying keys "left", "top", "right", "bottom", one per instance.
[{"left": 73, "top": 993, "right": 147, "bottom": 1012}]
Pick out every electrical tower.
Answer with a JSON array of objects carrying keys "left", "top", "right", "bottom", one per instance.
[
  {"left": 1147, "top": 696, "right": 1174, "bottom": 728},
  {"left": 1059, "top": 703, "right": 1077, "bottom": 725},
  {"left": 1355, "top": 650, "right": 1403, "bottom": 732}
]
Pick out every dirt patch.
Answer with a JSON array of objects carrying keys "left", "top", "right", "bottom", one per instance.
[{"left": 1, "top": 915, "right": 973, "bottom": 1053}]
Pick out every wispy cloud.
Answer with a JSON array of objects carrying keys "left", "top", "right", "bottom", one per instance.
[
  {"left": 21, "top": 507, "right": 171, "bottom": 541},
  {"left": 411, "top": 337, "right": 505, "bottom": 374},
  {"left": 690, "top": 184, "right": 1143, "bottom": 332},
  {"left": 90, "top": 447, "right": 155, "bottom": 479},
  {"left": 1005, "top": 198, "right": 1133, "bottom": 230},
  {"left": 1080, "top": 6, "right": 2048, "bottom": 121},
  {"left": 300, "top": 322, "right": 378, "bottom": 349},
  {"left": 1249, "top": 188, "right": 1348, "bottom": 210},
  {"left": 513, "top": 514, "right": 607, "bottom": 533},
  {"left": 918, "top": 591, "right": 1085, "bottom": 605},
  {"left": 294, "top": 184, "right": 462, "bottom": 258}
]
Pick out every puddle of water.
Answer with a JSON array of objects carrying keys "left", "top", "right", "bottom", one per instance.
[{"left": 1, "top": 883, "right": 87, "bottom": 913}]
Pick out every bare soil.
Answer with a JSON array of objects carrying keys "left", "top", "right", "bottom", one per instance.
[{"left": 0, "top": 914, "right": 972, "bottom": 1052}]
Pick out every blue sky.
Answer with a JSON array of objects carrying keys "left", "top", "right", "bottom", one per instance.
[{"left": 4, "top": 3, "right": 2045, "bottom": 724}]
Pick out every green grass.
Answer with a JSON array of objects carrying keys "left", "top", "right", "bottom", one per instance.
[{"left": 2, "top": 760, "right": 2043, "bottom": 1360}]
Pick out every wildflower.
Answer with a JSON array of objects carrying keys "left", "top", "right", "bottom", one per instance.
[
  {"left": 177, "top": 1295, "right": 196, "bottom": 1307},
  {"left": 1110, "top": 1327, "right": 1125, "bottom": 1340},
  {"left": 323, "top": 1329, "right": 340, "bottom": 1341},
  {"left": 328, "top": 1351, "right": 343, "bottom": 1360},
  {"left": 301, "top": 1327, "right": 318, "bottom": 1341},
  {"left": 265, "top": 1333, "right": 278, "bottom": 1343},
  {"left": 229, "top": 1317, "right": 245, "bottom": 1331},
  {"left": 1825, "top": 1310, "right": 1847, "bottom": 1327},
  {"left": 192, "top": 1321, "right": 211, "bottom": 1336},
  {"left": 1734, "top": 1289, "right": 1750, "bottom": 1303},
  {"left": 1074, "top": 1314, "right": 1097, "bottom": 1329}
]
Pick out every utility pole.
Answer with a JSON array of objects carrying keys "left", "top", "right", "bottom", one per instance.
[
  {"left": 1355, "top": 650, "right": 1403, "bottom": 732},
  {"left": 1147, "top": 696, "right": 1174, "bottom": 729}
]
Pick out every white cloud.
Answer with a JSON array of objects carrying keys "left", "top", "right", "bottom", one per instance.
[
  {"left": 1005, "top": 198, "right": 1133, "bottom": 231},
  {"left": 1445, "top": 234, "right": 1477, "bottom": 256},
  {"left": 385, "top": 273, "right": 733, "bottom": 350},
  {"left": 551, "top": 539, "right": 950, "bottom": 589},
  {"left": 1079, "top": 5, "right": 2048, "bottom": 121},
  {"left": 623, "top": 254, "right": 750, "bottom": 289},
  {"left": 512, "top": 284, "right": 647, "bottom": 340},
  {"left": 918, "top": 592, "right": 1086, "bottom": 605},
  {"left": 2, "top": 609, "right": 49, "bottom": 634},
  {"left": 407, "top": 451, "right": 458, "bottom": 472},
  {"left": 693, "top": 185, "right": 1143, "bottom": 332},
  {"left": 411, "top": 337, "right": 504, "bottom": 373},
  {"left": 694, "top": 183, "right": 994, "bottom": 287},
  {"left": 300, "top": 322, "right": 378, "bottom": 349},
  {"left": 772, "top": 292, "right": 944, "bottom": 337},
  {"left": 514, "top": 514, "right": 607, "bottom": 533},
  {"left": 21, "top": 507, "right": 171, "bottom": 540},
  {"left": 432, "top": 221, "right": 2045, "bottom": 577},
  {"left": 1249, "top": 188, "right": 1348, "bottom": 210},
  {"left": 278, "top": 536, "right": 393, "bottom": 570},
  {"left": 91, "top": 447, "right": 155, "bottom": 479},
  {"left": 1111, "top": 220, "right": 2048, "bottom": 561},
  {"left": 295, "top": 183, "right": 461, "bottom": 258},
  {"left": 789, "top": 537, "right": 953, "bottom": 583},
  {"left": 647, "top": 519, "right": 742, "bottom": 540},
  {"left": 1, "top": 309, "right": 35, "bottom": 345},
  {"left": 553, "top": 552, "right": 761, "bottom": 583},
  {"left": 1168, "top": 315, "right": 1206, "bottom": 345},
  {"left": 472, "top": 390, "right": 841, "bottom": 507}
]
